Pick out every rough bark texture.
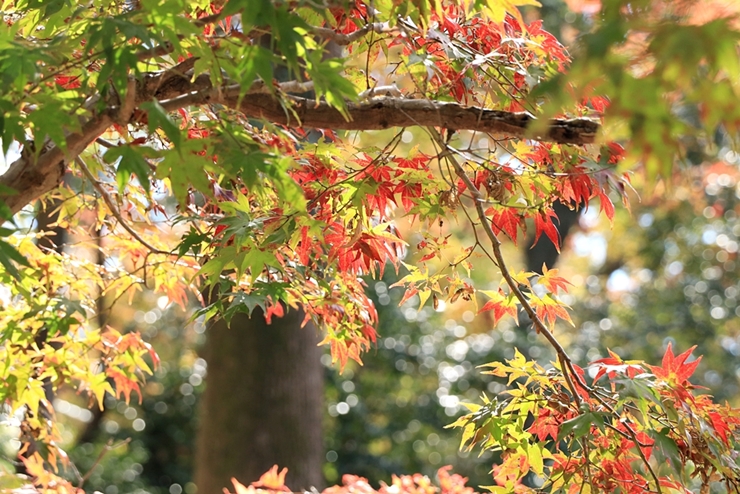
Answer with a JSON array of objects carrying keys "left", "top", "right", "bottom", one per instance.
[
  {"left": 225, "top": 94, "right": 600, "bottom": 145},
  {"left": 194, "top": 308, "right": 324, "bottom": 493},
  {"left": 0, "top": 112, "right": 114, "bottom": 214}
]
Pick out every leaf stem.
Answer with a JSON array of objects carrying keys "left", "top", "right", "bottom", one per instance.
[{"left": 428, "top": 127, "right": 584, "bottom": 400}]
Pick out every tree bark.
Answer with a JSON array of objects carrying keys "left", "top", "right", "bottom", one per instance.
[{"left": 194, "top": 308, "right": 324, "bottom": 493}]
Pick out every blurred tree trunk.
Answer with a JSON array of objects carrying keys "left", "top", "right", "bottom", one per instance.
[
  {"left": 194, "top": 308, "right": 324, "bottom": 492},
  {"left": 194, "top": 36, "right": 340, "bottom": 492}
]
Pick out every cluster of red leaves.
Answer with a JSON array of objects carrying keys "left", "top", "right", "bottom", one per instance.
[
  {"left": 181, "top": 2, "right": 628, "bottom": 374},
  {"left": 289, "top": 153, "right": 412, "bottom": 278},
  {"left": 393, "top": 6, "right": 568, "bottom": 105},
  {"left": 227, "top": 465, "right": 479, "bottom": 494},
  {"left": 352, "top": 153, "right": 433, "bottom": 217}
]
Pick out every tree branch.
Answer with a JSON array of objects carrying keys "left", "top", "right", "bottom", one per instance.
[
  {"left": 0, "top": 70, "right": 600, "bottom": 216},
  {"left": 157, "top": 81, "right": 598, "bottom": 144},
  {"left": 309, "top": 22, "right": 392, "bottom": 45},
  {"left": 218, "top": 92, "right": 599, "bottom": 145},
  {"left": 427, "top": 126, "right": 589, "bottom": 401},
  {"left": 0, "top": 111, "right": 115, "bottom": 215},
  {"left": 75, "top": 157, "right": 171, "bottom": 256}
]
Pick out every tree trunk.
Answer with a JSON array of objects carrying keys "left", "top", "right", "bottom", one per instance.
[{"left": 194, "top": 308, "right": 324, "bottom": 493}]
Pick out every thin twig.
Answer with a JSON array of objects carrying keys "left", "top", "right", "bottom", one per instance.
[
  {"left": 78, "top": 438, "right": 132, "bottom": 488},
  {"left": 75, "top": 157, "right": 171, "bottom": 256},
  {"left": 428, "top": 130, "right": 663, "bottom": 494},
  {"left": 95, "top": 138, "right": 116, "bottom": 149},
  {"left": 427, "top": 127, "right": 587, "bottom": 404}
]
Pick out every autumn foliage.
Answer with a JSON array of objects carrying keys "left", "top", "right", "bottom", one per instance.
[
  {"left": 227, "top": 465, "right": 480, "bottom": 494},
  {"left": 3, "top": 0, "right": 740, "bottom": 492}
]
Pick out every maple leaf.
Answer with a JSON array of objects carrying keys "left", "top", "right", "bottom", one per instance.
[
  {"left": 539, "top": 264, "right": 572, "bottom": 294},
  {"left": 478, "top": 289, "right": 518, "bottom": 323},
  {"left": 589, "top": 348, "right": 644, "bottom": 382},
  {"left": 226, "top": 478, "right": 255, "bottom": 494},
  {"left": 107, "top": 368, "right": 142, "bottom": 404},
  {"left": 251, "top": 465, "right": 291, "bottom": 491},
  {"left": 559, "top": 170, "right": 594, "bottom": 208},
  {"left": 264, "top": 300, "right": 285, "bottom": 324},
  {"left": 532, "top": 208, "right": 560, "bottom": 252},
  {"left": 647, "top": 343, "right": 701, "bottom": 384},
  {"left": 488, "top": 207, "right": 524, "bottom": 245},
  {"left": 528, "top": 408, "right": 560, "bottom": 442},
  {"left": 597, "top": 189, "right": 615, "bottom": 222},
  {"left": 708, "top": 411, "right": 732, "bottom": 446},
  {"left": 531, "top": 294, "right": 573, "bottom": 329},
  {"left": 54, "top": 74, "right": 81, "bottom": 89}
]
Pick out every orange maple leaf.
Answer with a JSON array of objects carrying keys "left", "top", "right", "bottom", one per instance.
[
  {"left": 251, "top": 465, "right": 291, "bottom": 491},
  {"left": 478, "top": 289, "right": 517, "bottom": 324},
  {"left": 648, "top": 343, "right": 701, "bottom": 384},
  {"left": 540, "top": 264, "right": 572, "bottom": 294}
]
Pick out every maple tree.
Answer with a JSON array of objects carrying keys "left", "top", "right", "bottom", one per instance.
[{"left": 2, "top": 0, "right": 740, "bottom": 492}]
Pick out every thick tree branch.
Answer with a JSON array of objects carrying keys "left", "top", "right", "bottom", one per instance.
[
  {"left": 153, "top": 77, "right": 599, "bottom": 144},
  {"left": 222, "top": 94, "right": 599, "bottom": 144},
  {"left": 0, "top": 69, "right": 600, "bottom": 216},
  {"left": 0, "top": 111, "right": 115, "bottom": 214},
  {"left": 309, "top": 22, "right": 392, "bottom": 45}
]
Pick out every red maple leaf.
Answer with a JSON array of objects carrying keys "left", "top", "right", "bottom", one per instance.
[
  {"left": 489, "top": 207, "right": 524, "bottom": 245},
  {"left": 533, "top": 208, "right": 561, "bottom": 252},
  {"left": 597, "top": 189, "right": 615, "bottom": 222},
  {"left": 708, "top": 411, "right": 732, "bottom": 446},
  {"left": 647, "top": 343, "right": 701, "bottom": 384},
  {"left": 264, "top": 300, "right": 285, "bottom": 324},
  {"left": 590, "top": 348, "right": 644, "bottom": 382},
  {"left": 528, "top": 408, "right": 560, "bottom": 442},
  {"left": 55, "top": 75, "right": 81, "bottom": 89},
  {"left": 559, "top": 170, "right": 594, "bottom": 207},
  {"left": 478, "top": 289, "right": 517, "bottom": 323}
]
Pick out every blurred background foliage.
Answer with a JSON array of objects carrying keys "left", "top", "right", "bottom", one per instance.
[{"left": 5, "top": 1, "right": 740, "bottom": 493}]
